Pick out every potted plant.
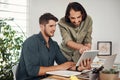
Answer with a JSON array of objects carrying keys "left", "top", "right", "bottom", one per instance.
[
  {"left": 0, "top": 18, "right": 25, "bottom": 80},
  {"left": 100, "top": 68, "right": 119, "bottom": 80}
]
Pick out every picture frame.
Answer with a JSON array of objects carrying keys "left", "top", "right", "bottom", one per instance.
[{"left": 97, "top": 41, "right": 112, "bottom": 56}]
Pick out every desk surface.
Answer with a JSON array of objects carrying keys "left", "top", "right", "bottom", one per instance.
[
  {"left": 42, "top": 75, "right": 120, "bottom": 80},
  {"left": 42, "top": 75, "right": 87, "bottom": 80}
]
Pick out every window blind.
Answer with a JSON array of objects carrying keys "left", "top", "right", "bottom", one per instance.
[{"left": 0, "top": 0, "right": 28, "bottom": 36}]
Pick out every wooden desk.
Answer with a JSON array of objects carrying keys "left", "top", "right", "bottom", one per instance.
[{"left": 42, "top": 75, "right": 120, "bottom": 80}]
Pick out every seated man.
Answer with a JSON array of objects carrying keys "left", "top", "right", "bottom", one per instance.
[{"left": 16, "top": 13, "right": 91, "bottom": 80}]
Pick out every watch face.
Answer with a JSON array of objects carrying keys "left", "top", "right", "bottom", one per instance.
[{"left": 76, "top": 66, "right": 80, "bottom": 71}]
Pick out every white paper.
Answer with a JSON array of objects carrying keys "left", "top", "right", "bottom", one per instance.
[{"left": 46, "top": 70, "right": 81, "bottom": 77}]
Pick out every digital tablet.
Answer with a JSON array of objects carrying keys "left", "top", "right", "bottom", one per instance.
[{"left": 76, "top": 50, "right": 99, "bottom": 66}]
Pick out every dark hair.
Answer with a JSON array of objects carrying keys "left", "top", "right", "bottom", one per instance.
[
  {"left": 39, "top": 13, "right": 58, "bottom": 25},
  {"left": 65, "top": 2, "right": 87, "bottom": 22}
]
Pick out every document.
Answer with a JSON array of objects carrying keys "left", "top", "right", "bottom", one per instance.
[{"left": 46, "top": 70, "right": 81, "bottom": 77}]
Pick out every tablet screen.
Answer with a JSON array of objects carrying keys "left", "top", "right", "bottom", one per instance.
[{"left": 76, "top": 50, "right": 99, "bottom": 66}]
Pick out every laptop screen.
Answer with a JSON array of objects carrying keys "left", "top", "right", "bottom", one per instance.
[{"left": 103, "top": 54, "right": 117, "bottom": 70}]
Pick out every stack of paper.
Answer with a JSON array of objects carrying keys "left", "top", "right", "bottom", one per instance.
[{"left": 46, "top": 70, "right": 81, "bottom": 77}]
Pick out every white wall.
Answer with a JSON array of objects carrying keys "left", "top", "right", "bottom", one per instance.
[{"left": 28, "top": 0, "right": 120, "bottom": 64}]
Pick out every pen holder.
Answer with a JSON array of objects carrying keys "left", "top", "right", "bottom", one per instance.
[{"left": 99, "top": 69, "right": 119, "bottom": 80}]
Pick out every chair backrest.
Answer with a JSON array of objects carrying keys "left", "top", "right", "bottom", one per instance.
[{"left": 12, "top": 64, "right": 18, "bottom": 80}]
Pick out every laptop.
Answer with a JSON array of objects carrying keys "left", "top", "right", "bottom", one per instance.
[{"left": 103, "top": 54, "right": 117, "bottom": 70}]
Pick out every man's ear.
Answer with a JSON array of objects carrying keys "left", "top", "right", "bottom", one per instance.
[{"left": 40, "top": 24, "right": 44, "bottom": 28}]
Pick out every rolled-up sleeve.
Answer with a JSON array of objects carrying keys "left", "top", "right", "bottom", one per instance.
[
  {"left": 58, "top": 24, "right": 72, "bottom": 45},
  {"left": 83, "top": 16, "right": 93, "bottom": 44}
]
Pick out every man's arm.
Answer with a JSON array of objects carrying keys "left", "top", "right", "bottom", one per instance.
[
  {"left": 66, "top": 40, "right": 84, "bottom": 50},
  {"left": 38, "top": 59, "right": 92, "bottom": 76},
  {"left": 67, "top": 40, "right": 91, "bottom": 53},
  {"left": 37, "top": 62, "right": 75, "bottom": 76}
]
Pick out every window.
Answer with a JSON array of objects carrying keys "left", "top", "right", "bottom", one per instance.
[{"left": 0, "top": 0, "right": 28, "bottom": 36}]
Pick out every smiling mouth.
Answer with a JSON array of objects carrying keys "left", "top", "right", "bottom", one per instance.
[
  {"left": 73, "top": 23, "right": 79, "bottom": 26},
  {"left": 50, "top": 31, "right": 55, "bottom": 34}
]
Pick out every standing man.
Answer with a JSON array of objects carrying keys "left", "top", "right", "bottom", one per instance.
[
  {"left": 58, "top": 2, "right": 93, "bottom": 63},
  {"left": 16, "top": 13, "right": 91, "bottom": 80}
]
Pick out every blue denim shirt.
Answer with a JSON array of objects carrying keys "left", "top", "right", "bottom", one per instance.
[{"left": 16, "top": 32, "right": 67, "bottom": 80}]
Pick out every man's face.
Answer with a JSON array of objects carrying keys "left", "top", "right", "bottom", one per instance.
[
  {"left": 44, "top": 20, "right": 56, "bottom": 37},
  {"left": 69, "top": 9, "right": 82, "bottom": 27}
]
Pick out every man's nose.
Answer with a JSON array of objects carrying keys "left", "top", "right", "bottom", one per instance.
[
  {"left": 75, "top": 19, "right": 79, "bottom": 23},
  {"left": 53, "top": 26, "right": 56, "bottom": 30}
]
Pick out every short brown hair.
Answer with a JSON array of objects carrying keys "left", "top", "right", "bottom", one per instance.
[{"left": 39, "top": 13, "right": 58, "bottom": 25}]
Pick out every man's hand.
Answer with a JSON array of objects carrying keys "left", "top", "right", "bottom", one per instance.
[
  {"left": 69, "top": 58, "right": 92, "bottom": 71},
  {"left": 59, "top": 62, "right": 75, "bottom": 70},
  {"left": 79, "top": 46, "right": 90, "bottom": 54},
  {"left": 79, "top": 43, "right": 91, "bottom": 54},
  {"left": 78, "top": 58, "right": 92, "bottom": 71}
]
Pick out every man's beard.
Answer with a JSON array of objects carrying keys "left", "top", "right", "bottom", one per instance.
[
  {"left": 44, "top": 29, "right": 54, "bottom": 37},
  {"left": 72, "top": 21, "right": 81, "bottom": 27}
]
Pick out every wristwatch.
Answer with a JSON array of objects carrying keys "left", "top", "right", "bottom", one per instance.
[{"left": 75, "top": 66, "right": 79, "bottom": 71}]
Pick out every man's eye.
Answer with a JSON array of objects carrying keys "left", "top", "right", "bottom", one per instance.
[
  {"left": 71, "top": 17, "right": 75, "bottom": 19},
  {"left": 50, "top": 25, "right": 53, "bottom": 27}
]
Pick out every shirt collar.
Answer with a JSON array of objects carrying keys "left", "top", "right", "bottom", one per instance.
[{"left": 38, "top": 32, "right": 52, "bottom": 45}]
